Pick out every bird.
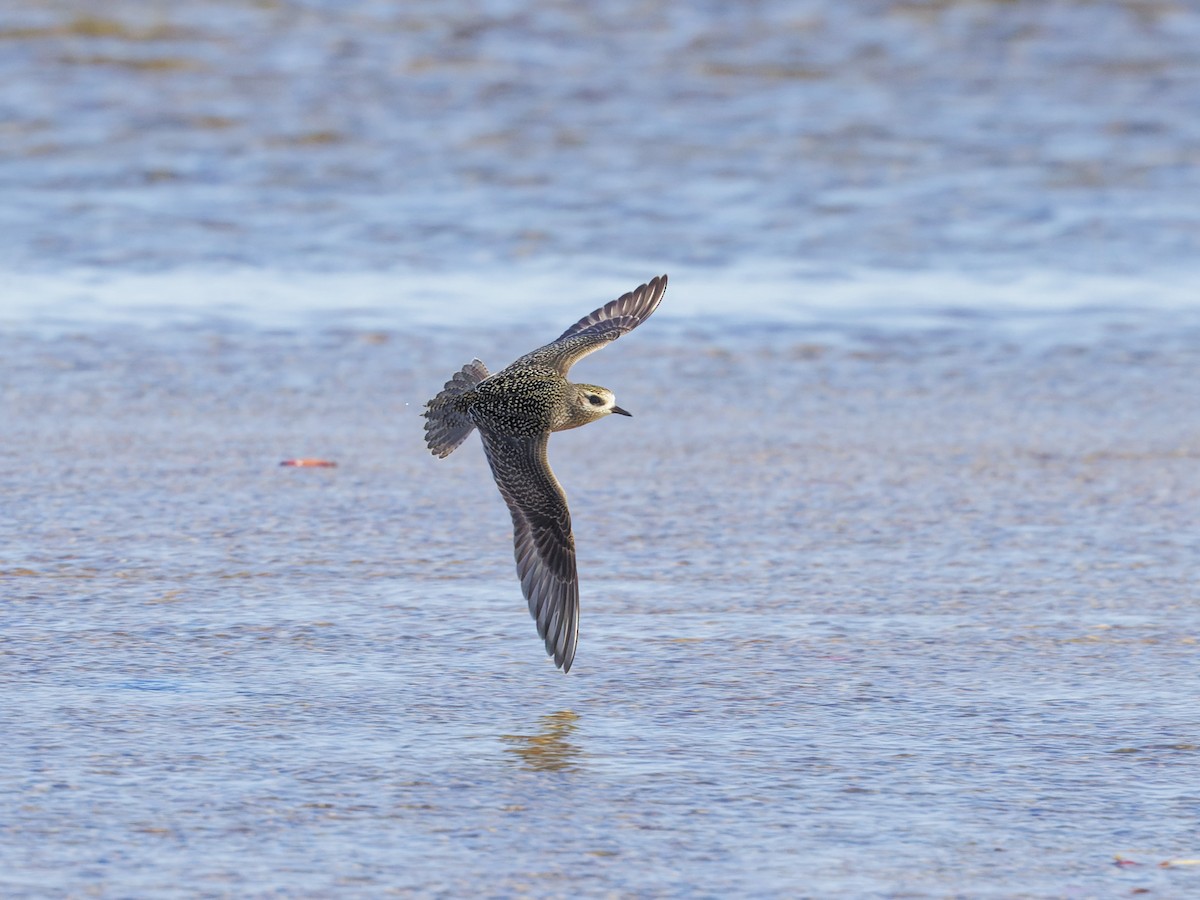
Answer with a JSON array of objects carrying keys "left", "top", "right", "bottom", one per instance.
[{"left": 423, "top": 275, "right": 668, "bottom": 673}]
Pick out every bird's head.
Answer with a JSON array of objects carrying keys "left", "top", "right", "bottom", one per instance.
[{"left": 571, "top": 384, "right": 631, "bottom": 424}]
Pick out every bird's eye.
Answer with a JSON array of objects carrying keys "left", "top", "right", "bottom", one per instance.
[{"left": 588, "top": 395, "right": 604, "bottom": 406}]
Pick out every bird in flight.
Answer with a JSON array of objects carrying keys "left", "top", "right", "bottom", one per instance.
[{"left": 423, "top": 275, "right": 668, "bottom": 672}]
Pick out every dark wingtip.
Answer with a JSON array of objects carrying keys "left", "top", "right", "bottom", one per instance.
[{"left": 557, "top": 641, "right": 575, "bottom": 673}]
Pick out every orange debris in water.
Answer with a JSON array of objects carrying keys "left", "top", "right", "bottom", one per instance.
[{"left": 279, "top": 458, "right": 337, "bottom": 468}]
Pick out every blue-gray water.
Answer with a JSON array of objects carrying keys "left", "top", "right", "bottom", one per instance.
[
  {"left": 3, "top": 0, "right": 1199, "bottom": 275},
  {"left": 4, "top": 1, "right": 1200, "bottom": 897}
]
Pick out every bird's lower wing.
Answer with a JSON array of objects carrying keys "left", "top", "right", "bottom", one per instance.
[
  {"left": 478, "top": 429, "right": 579, "bottom": 672},
  {"left": 509, "top": 274, "right": 668, "bottom": 376}
]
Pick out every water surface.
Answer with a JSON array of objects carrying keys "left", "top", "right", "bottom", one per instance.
[
  {"left": 3, "top": 0, "right": 1198, "bottom": 275},
  {"left": 3, "top": 0, "right": 1200, "bottom": 896},
  {"left": 4, "top": 304, "right": 1200, "bottom": 896}
]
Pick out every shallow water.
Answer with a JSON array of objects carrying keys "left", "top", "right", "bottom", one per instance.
[
  {"left": 4, "top": 304, "right": 1200, "bottom": 897},
  {"left": 4, "top": 0, "right": 1200, "bottom": 896}
]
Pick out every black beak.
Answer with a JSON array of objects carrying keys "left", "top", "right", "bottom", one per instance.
[{"left": 612, "top": 406, "right": 632, "bottom": 417}]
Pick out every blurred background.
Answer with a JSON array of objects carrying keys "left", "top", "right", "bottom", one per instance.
[{"left": 3, "top": 0, "right": 1198, "bottom": 324}]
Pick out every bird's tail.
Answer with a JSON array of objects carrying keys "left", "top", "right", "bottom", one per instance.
[{"left": 423, "top": 359, "right": 490, "bottom": 458}]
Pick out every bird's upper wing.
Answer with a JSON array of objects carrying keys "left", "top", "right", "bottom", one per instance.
[
  {"left": 478, "top": 428, "right": 579, "bottom": 672},
  {"left": 509, "top": 275, "right": 668, "bottom": 376}
]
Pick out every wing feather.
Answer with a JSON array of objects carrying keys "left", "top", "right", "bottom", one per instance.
[
  {"left": 479, "top": 429, "right": 580, "bottom": 672},
  {"left": 507, "top": 275, "right": 667, "bottom": 375}
]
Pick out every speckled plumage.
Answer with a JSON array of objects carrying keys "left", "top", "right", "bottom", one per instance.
[{"left": 423, "top": 275, "right": 668, "bottom": 672}]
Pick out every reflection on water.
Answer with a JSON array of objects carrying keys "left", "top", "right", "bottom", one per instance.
[{"left": 501, "top": 710, "right": 581, "bottom": 772}]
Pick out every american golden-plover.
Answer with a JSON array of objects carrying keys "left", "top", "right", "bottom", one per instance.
[{"left": 423, "top": 275, "right": 668, "bottom": 672}]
